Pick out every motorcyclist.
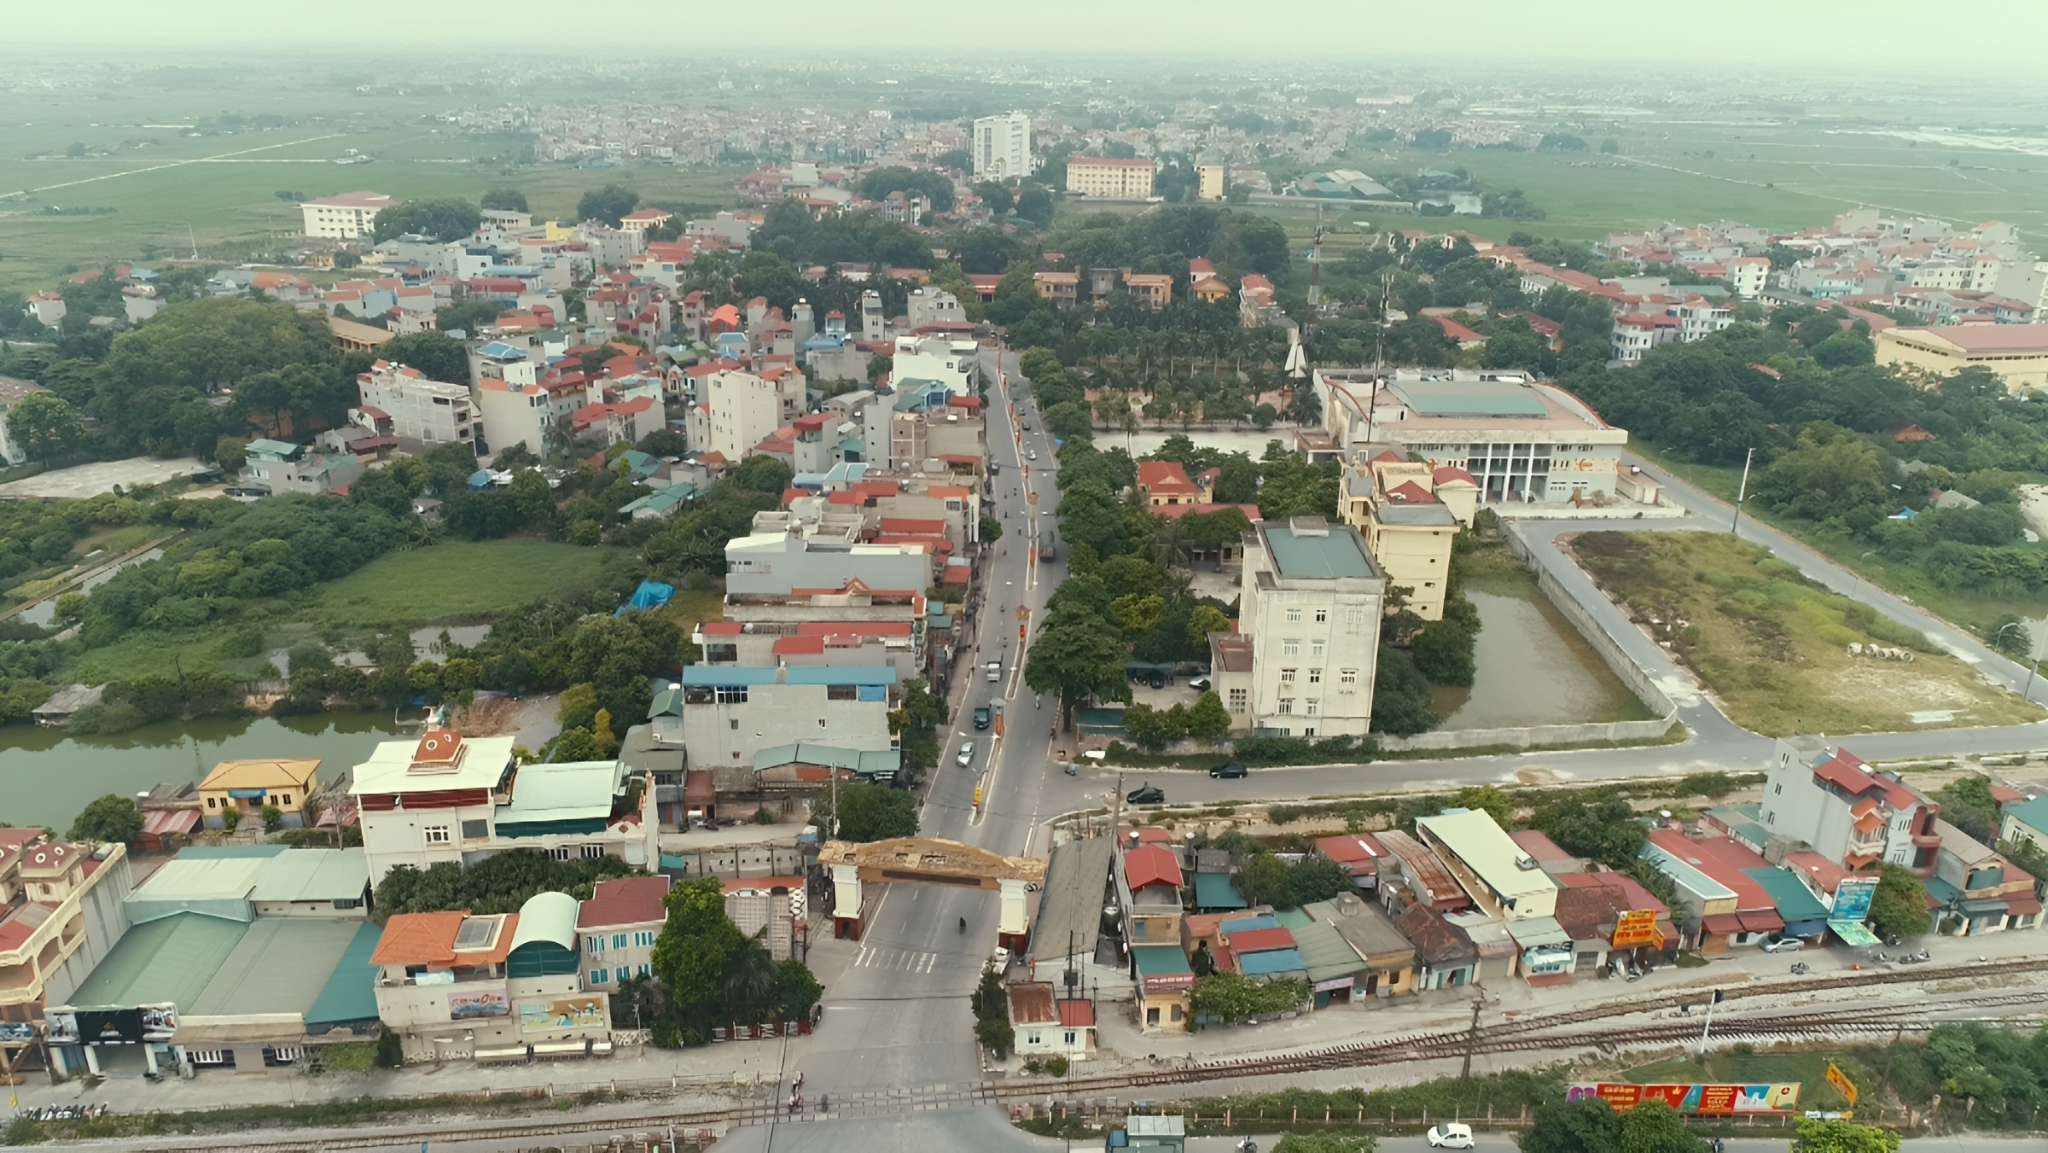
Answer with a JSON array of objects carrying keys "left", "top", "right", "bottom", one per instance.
[{"left": 958, "top": 916, "right": 966, "bottom": 932}]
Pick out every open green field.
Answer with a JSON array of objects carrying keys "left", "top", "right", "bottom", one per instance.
[
  {"left": 0, "top": 90, "right": 746, "bottom": 291},
  {"left": 1571, "top": 530, "right": 2044, "bottom": 736},
  {"left": 64, "top": 539, "right": 629, "bottom": 682}
]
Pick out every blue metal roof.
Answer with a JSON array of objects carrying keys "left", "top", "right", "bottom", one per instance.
[
  {"left": 1220, "top": 915, "right": 1279, "bottom": 933},
  {"left": 1237, "top": 948, "right": 1308, "bottom": 977}
]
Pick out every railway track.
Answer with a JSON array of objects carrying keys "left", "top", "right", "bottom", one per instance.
[{"left": 66, "top": 964, "right": 2048, "bottom": 1151}]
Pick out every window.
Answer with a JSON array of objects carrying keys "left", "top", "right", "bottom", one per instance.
[
  {"left": 1315, "top": 608, "right": 1328, "bottom": 623},
  {"left": 1339, "top": 669, "right": 1358, "bottom": 684},
  {"left": 278, "top": 794, "right": 291, "bottom": 806},
  {"left": 827, "top": 684, "right": 857, "bottom": 701},
  {"left": 1282, "top": 640, "right": 1300, "bottom": 656},
  {"left": 635, "top": 930, "right": 657, "bottom": 947},
  {"left": 614, "top": 933, "right": 629, "bottom": 950},
  {"left": 1278, "top": 698, "right": 1294, "bottom": 715},
  {"left": 731, "top": 719, "right": 740, "bottom": 729},
  {"left": 423, "top": 825, "right": 451, "bottom": 845},
  {"left": 1306, "top": 699, "right": 1319, "bottom": 716},
  {"left": 333, "top": 897, "right": 360, "bottom": 910},
  {"left": 638, "top": 963, "right": 651, "bottom": 978},
  {"left": 549, "top": 847, "right": 573, "bottom": 861},
  {"left": 1227, "top": 689, "right": 1247, "bottom": 713},
  {"left": 207, "top": 797, "right": 217, "bottom": 809},
  {"left": 1286, "top": 608, "right": 1301, "bottom": 623},
  {"left": 1774, "top": 784, "right": 1782, "bottom": 795},
  {"left": 589, "top": 937, "right": 605, "bottom": 955},
  {"left": 591, "top": 968, "right": 609, "bottom": 985},
  {"left": 715, "top": 685, "right": 749, "bottom": 704},
  {"left": 1064, "top": 1030, "right": 1077, "bottom": 1046},
  {"left": 581, "top": 845, "right": 607, "bottom": 860},
  {"left": 462, "top": 819, "right": 489, "bottom": 841},
  {"left": 1308, "top": 669, "right": 1322, "bottom": 684},
  {"left": 1311, "top": 642, "right": 1325, "bottom": 659},
  {"left": 1280, "top": 668, "right": 1296, "bottom": 683}
]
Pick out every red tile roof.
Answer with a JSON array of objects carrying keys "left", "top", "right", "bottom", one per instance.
[
  {"left": 1223, "top": 926, "right": 1297, "bottom": 954},
  {"left": 371, "top": 911, "right": 520, "bottom": 967},
  {"left": 578, "top": 875, "right": 672, "bottom": 929},
  {"left": 1137, "top": 460, "right": 1200, "bottom": 495},
  {"left": 1058, "top": 1000, "right": 1095, "bottom": 1028},
  {"left": 1123, "top": 844, "right": 1184, "bottom": 892},
  {"left": 1316, "top": 834, "right": 1386, "bottom": 867},
  {"left": 879, "top": 517, "right": 947, "bottom": 536}
]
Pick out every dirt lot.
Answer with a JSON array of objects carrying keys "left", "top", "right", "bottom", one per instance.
[
  {"left": 1571, "top": 529, "right": 2043, "bottom": 736},
  {"left": 0, "top": 456, "right": 205, "bottom": 499}
]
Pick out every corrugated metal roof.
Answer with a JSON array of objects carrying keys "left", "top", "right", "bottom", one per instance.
[
  {"left": 510, "top": 892, "right": 580, "bottom": 953},
  {"left": 186, "top": 917, "right": 367, "bottom": 1016},
  {"left": 1237, "top": 947, "right": 1308, "bottom": 977},
  {"left": 64, "top": 914, "right": 249, "bottom": 1010},
  {"left": 499, "top": 759, "right": 626, "bottom": 826},
  {"left": 305, "top": 921, "right": 383, "bottom": 1025}
]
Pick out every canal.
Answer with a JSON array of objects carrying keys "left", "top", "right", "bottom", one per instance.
[
  {"left": 1431, "top": 590, "right": 1648, "bottom": 729},
  {"left": 0, "top": 711, "right": 413, "bottom": 832}
]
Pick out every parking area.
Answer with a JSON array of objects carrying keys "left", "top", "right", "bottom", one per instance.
[{"left": 0, "top": 456, "right": 206, "bottom": 499}]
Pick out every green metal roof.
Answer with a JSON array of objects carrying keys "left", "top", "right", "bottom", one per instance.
[
  {"left": 2005, "top": 795, "right": 2048, "bottom": 834},
  {"left": 1389, "top": 380, "right": 1549, "bottom": 418},
  {"left": 498, "top": 759, "right": 627, "bottom": 826},
  {"left": 1290, "top": 918, "right": 1370, "bottom": 983},
  {"left": 1131, "top": 944, "right": 1193, "bottom": 980},
  {"left": 1193, "top": 873, "right": 1247, "bottom": 910},
  {"left": 64, "top": 914, "right": 249, "bottom": 1010},
  {"left": 1265, "top": 523, "right": 1375, "bottom": 580},
  {"left": 305, "top": 921, "right": 383, "bottom": 1026},
  {"left": 186, "top": 917, "right": 368, "bottom": 1016},
  {"left": 1742, "top": 867, "right": 1830, "bottom": 923},
  {"left": 755, "top": 742, "right": 902, "bottom": 778}
]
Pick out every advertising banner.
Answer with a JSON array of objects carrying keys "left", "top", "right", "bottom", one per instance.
[
  {"left": 1826, "top": 1062, "right": 1859, "bottom": 1106},
  {"left": 519, "top": 998, "right": 607, "bottom": 1033},
  {"left": 1568, "top": 1083, "right": 1801, "bottom": 1115},
  {"left": 43, "top": 1012, "right": 79, "bottom": 1045},
  {"left": 75, "top": 1009, "right": 144, "bottom": 1045},
  {"left": 1612, "top": 909, "right": 1660, "bottom": 949},
  {"left": 448, "top": 986, "right": 511, "bottom": 1020},
  {"left": 140, "top": 1005, "right": 179, "bottom": 1042},
  {"left": 1832, "top": 880, "right": 1876, "bottom": 923}
]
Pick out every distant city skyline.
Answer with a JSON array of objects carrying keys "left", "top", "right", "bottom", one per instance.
[{"left": 11, "top": 0, "right": 2047, "bottom": 72}]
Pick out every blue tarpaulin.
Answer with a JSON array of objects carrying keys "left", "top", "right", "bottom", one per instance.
[{"left": 616, "top": 580, "right": 675, "bottom": 616}]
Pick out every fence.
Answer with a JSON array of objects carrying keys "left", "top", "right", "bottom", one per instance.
[{"left": 1014, "top": 1100, "right": 1857, "bottom": 1136}]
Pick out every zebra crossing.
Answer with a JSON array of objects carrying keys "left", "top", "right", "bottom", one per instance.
[{"left": 851, "top": 944, "right": 941, "bottom": 973}]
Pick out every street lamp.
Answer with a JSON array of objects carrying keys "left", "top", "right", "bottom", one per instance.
[{"left": 1993, "top": 622, "right": 2041, "bottom": 702}]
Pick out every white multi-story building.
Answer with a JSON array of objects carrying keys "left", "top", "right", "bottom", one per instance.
[
  {"left": 972, "top": 112, "right": 1032, "bottom": 180},
  {"left": 1728, "top": 256, "right": 1769, "bottom": 298},
  {"left": 300, "top": 191, "right": 402, "bottom": 239},
  {"left": 704, "top": 365, "right": 807, "bottom": 462},
  {"left": 889, "top": 334, "right": 979, "bottom": 398},
  {"left": 1211, "top": 517, "right": 1385, "bottom": 738},
  {"left": 473, "top": 362, "right": 592, "bottom": 459},
  {"left": 1065, "top": 157, "right": 1157, "bottom": 200},
  {"left": 357, "top": 361, "right": 475, "bottom": 449},
  {"left": 350, "top": 730, "right": 658, "bottom": 887}
]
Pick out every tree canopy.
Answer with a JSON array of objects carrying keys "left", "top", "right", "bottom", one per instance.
[
  {"left": 577, "top": 184, "right": 641, "bottom": 227},
  {"left": 371, "top": 198, "right": 482, "bottom": 243},
  {"left": 69, "top": 793, "right": 142, "bottom": 843}
]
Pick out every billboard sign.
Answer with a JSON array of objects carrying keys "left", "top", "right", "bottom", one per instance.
[
  {"left": 1568, "top": 1083, "right": 1801, "bottom": 1115},
  {"left": 140, "top": 1005, "right": 179, "bottom": 1042},
  {"left": 1826, "top": 1063, "right": 1858, "bottom": 1106},
  {"left": 519, "top": 998, "right": 607, "bottom": 1034},
  {"left": 1832, "top": 879, "right": 1876, "bottom": 922},
  {"left": 44, "top": 1012, "right": 79, "bottom": 1045},
  {"left": 448, "top": 986, "right": 511, "bottom": 1020},
  {"left": 1612, "top": 909, "right": 1660, "bottom": 949},
  {"left": 73, "top": 1009, "right": 144, "bottom": 1045}
]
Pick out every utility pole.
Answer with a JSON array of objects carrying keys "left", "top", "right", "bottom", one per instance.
[
  {"left": 1699, "top": 989, "right": 1724, "bottom": 1055},
  {"left": 1459, "top": 999, "right": 1482, "bottom": 1081},
  {"left": 1877, "top": 1025, "right": 1904, "bottom": 1097},
  {"left": 1729, "top": 449, "right": 1754, "bottom": 535}
]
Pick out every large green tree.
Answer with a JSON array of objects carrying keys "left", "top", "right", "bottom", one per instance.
[
  {"left": 375, "top": 331, "right": 471, "bottom": 385},
  {"left": 371, "top": 198, "right": 482, "bottom": 243},
  {"left": 1870, "top": 862, "right": 1932, "bottom": 940},
  {"left": 480, "top": 188, "right": 529, "bottom": 213},
  {"left": 69, "top": 793, "right": 142, "bottom": 844},
  {"left": 810, "top": 782, "right": 918, "bottom": 842},
  {"left": 1523, "top": 1098, "right": 1705, "bottom": 1153},
  {"left": 95, "top": 298, "right": 339, "bottom": 454},
  {"left": 6, "top": 391, "right": 85, "bottom": 466},
  {"left": 577, "top": 184, "right": 641, "bottom": 227}
]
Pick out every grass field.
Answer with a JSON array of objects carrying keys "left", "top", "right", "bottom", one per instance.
[
  {"left": 64, "top": 539, "right": 629, "bottom": 682},
  {"left": 0, "top": 88, "right": 748, "bottom": 291},
  {"left": 1572, "top": 530, "right": 2044, "bottom": 736}
]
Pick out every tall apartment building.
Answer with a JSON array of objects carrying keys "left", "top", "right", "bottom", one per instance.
[
  {"left": 300, "top": 191, "right": 402, "bottom": 239},
  {"left": 972, "top": 112, "right": 1033, "bottom": 180},
  {"left": 1762, "top": 739, "right": 1942, "bottom": 876},
  {"left": 1338, "top": 455, "right": 1476, "bottom": 621},
  {"left": 1065, "top": 157, "right": 1157, "bottom": 200},
  {"left": 357, "top": 361, "right": 476, "bottom": 449},
  {"left": 1210, "top": 517, "right": 1385, "bottom": 737},
  {"left": 704, "top": 366, "right": 807, "bottom": 462}
]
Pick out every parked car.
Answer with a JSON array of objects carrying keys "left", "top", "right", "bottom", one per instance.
[
  {"left": 986, "top": 660, "right": 1001, "bottom": 682},
  {"left": 1209, "top": 761, "right": 1249, "bottom": 779},
  {"left": 1426, "top": 1123, "right": 1475, "bottom": 1149},
  {"left": 973, "top": 705, "right": 993, "bottom": 730},
  {"left": 957, "top": 741, "right": 975, "bottom": 768},
  {"left": 1759, "top": 934, "right": 1805, "bottom": 953},
  {"left": 988, "top": 947, "right": 1011, "bottom": 972},
  {"left": 1126, "top": 783, "right": 1165, "bottom": 805},
  {"left": 1188, "top": 675, "right": 1213, "bottom": 691}
]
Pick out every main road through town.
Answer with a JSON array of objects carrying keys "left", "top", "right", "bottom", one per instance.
[{"left": 717, "top": 361, "right": 2048, "bottom": 1153}]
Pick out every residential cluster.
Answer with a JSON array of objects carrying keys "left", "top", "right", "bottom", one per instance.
[
  {"left": 1017, "top": 737, "right": 2041, "bottom": 1044},
  {"left": 0, "top": 730, "right": 817, "bottom": 1077}
]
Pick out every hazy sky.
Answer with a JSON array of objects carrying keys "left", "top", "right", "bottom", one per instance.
[{"left": 14, "top": 0, "right": 2047, "bottom": 70}]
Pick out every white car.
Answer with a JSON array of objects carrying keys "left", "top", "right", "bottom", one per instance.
[
  {"left": 988, "top": 947, "right": 1011, "bottom": 972},
  {"left": 1027, "top": 449, "right": 1037, "bottom": 461},
  {"left": 1426, "top": 1122, "right": 1475, "bottom": 1149},
  {"left": 1759, "top": 934, "right": 1805, "bottom": 952},
  {"left": 957, "top": 741, "right": 975, "bottom": 767}
]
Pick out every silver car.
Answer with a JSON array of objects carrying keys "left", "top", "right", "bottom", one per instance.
[{"left": 957, "top": 740, "right": 975, "bottom": 768}]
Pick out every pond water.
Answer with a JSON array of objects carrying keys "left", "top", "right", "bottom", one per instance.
[
  {"left": 0, "top": 711, "right": 414, "bottom": 831},
  {"left": 1429, "top": 591, "right": 1642, "bottom": 730},
  {"left": 17, "top": 548, "right": 165, "bottom": 626}
]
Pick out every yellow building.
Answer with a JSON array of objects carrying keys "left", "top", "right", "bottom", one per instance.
[
  {"left": 1877, "top": 326, "right": 2048, "bottom": 394},
  {"left": 1065, "top": 157, "right": 1157, "bottom": 200},
  {"left": 1122, "top": 273, "right": 1173, "bottom": 310},
  {"left": 1195, "top": 164, "right": 1227, "bottom": 201},
  {"left": 1340, "top": 453, "right": 1478, "bottom": 621},
  {"left": 1032, "top": 271, "right": 1079, "bottom": 306},
  {"left": 200, "top": 758, "right": 323, "bottom": 830}
]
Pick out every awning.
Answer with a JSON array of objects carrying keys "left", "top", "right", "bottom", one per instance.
[
  {"left": 2007, "top": 894, "right": 2044, "bottom": 917},
  {"left": 1736, "top": 911, "right": 1784, "bottom": 934},
  {"left": 1700, "top": 914, "right": 1742, "bottom": 936},
  {"left": 1960, "top": 898, "right": 2009, "bottom": 916},
  {"left": 1505, "top": 916, "right": 1571, "bottom": 949},
  {"left": 1829, "top": 920, "right": 1880, "bottom": 947}
]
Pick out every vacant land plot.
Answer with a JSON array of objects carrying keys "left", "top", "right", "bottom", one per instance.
[
  {"left": 313, "top": 539, "right": 620, "bottom": 629},
  {"left": 1570, "top": 530, "right": 2042, "bottom": 736},
  {"left": 0, "top": 456, "right": 205, "bottom": 499}
]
